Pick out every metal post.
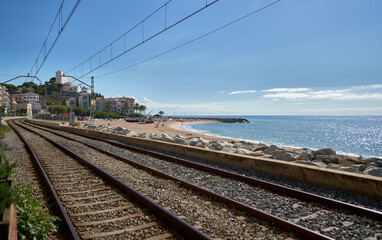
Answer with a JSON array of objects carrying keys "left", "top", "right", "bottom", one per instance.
[
  {"left": 44, "top": 84, "right": 47, "bottom": 120},
  {"left": 91, "top": 76, "right": 95, "bottom": 123}
]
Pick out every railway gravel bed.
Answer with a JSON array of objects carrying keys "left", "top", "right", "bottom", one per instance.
[
  {"left": 20, "top": 121, "right": 298, "bottom": 239},
  {"left": 24, "top": 121, "right": 382, "bottom": 239},
  {"left": 10, "top": 122, "right": 180, "bottom": 240},
  {"left": 0, "top": 124, "right": 64, "bottom": 239}
]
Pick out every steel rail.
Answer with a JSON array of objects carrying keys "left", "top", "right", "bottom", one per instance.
[
  {"left": 26, "top": 121, "right": 382, "bottom": 220},
  {"left": 21, "top": 121, "right": 332, "bottom": 240},
  {"left": 14, "top": 121, "right": 212, "bottom": 240},
  {"left": 8, "top": 120, "right": 80, "bottom": 240}
]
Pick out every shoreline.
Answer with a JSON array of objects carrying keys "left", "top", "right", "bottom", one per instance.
[
  {"left": 179, "top": 122, "right": 370, "bottom": 158},
  {"left": 84, "top": 119, "right": 238, "bottom": 142},
  {"left": 78, "top": 118, "right": 380, "bottom": 158},
  {"left": 70, "top": 118, "right": 382, "bottom": 177},
  {"left": 84, "top": 119, "right": 302, "bottom": 152}
]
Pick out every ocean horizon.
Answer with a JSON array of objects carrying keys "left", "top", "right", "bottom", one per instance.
[{"left": 177, "top": 115, "right": 382, "bottom": 158}]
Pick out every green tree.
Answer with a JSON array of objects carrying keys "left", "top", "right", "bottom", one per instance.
[
  {"left": 139, "top": 105, "right": 147, "bottom": 115},
  {"left": 48, "top": 105, "right": 67, "bottom": 114},
  {"left": 68, "top": 107, "right": 85, "bottom": 116},
  {"left": 122, "top": 101, "right": 129, "bottom": 116},
  {"left": 2, "top": 84, "right": 17, "bottom": 94},
  {"left": 94, "top": 111, "right": 121, "bottom": 119},
  {"left": 134, "top": 103, "right": 139, "bottom": 114},
  {"left": 158, "top": 111, "right": 164, "bottom": 117},
  {"left": 21, "top": 81, "right": 37, "bottom": 89},
  {"left": 0, "top": 106, "right": 6, "bottom": 116}
]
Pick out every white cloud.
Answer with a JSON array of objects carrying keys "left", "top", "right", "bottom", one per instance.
[
  {"left": 351, "top": 85, "right": 382, "bottom": 90},
  {"left": 261, "top": 84, "right": 382, "bottom": 101},
  {"left": 334, "top": 93, "right": 382, "bottom": 100},
  {"left": 229, "top": 90, "right": 256, "bottom": 95},
  {"left": 141, "top": 97, "right": 224, "bottom": 112},
  {"left": 262, "top": 88, "right": 310, "bottom": 92},
  {"left": 264, "top": 92, "right": 310, "bottom": 99}
]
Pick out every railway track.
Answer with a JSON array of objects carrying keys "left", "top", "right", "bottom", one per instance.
[
  {"left": 25, "top": 120, "right": 382, "bottom": 239},
  {"left": 25, "top": 121, "right": 382, "bottom": 218},
  {"left": 11, "top": 119, "right": 382, "bottom": 239},
  {"left": 9, "top": 120, "right": 209, "bottom": 240}
]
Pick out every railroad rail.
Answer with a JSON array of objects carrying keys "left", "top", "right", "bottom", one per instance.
[
  {"left": 15, "top": 120, "right": 335, "bottom": 239},
  {"left": 9, "top": 120, "right": 210, "bottom": 240},
  {"left": 25, "top": 120, "right": 382, "bottom": 220},
  {"left": 14, "top": 120, "right": 382, "bottom": 239}
]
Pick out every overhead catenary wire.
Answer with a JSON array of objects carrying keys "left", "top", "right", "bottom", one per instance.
[
  {"left": 95, "top": 0, "right": 281, "bottom": 79},
  {"left": 28, "top": 0, "right": 82, "bottom": 78},
  {"left": 28, "top": 0, "right": 64, "bottom": 78},
  {"left": 66, "top": 0, "right": 221, "bottom": 79}
]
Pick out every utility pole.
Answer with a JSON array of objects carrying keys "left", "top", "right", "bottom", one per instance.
[
  {"left": 44, "top": 84, "right": 47, "bottom": 120},
  {"left": 90, "top": 76, "right": 95, "bottom": 123},
  {"left": 63, "top": 74, "right": 95, "bottom": 123}
]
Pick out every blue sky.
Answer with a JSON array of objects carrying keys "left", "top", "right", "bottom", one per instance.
[{"left": 0, "top": 0, "right": 381, "bottom": 115}]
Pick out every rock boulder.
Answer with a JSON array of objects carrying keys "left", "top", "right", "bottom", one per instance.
[
  {"left": 363, "top": 166, "right": 382, "bottom": 177},
  {"left": 313, "top": 148, "right": 336, "bottom": 156}
]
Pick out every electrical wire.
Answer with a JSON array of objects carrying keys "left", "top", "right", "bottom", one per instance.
[
  {"left": 28, "top": 0, "right": 82, "bottom": 77},
  {"left": 95, "top": 0, "right": 281, "bottom": 78},
  {"left": 66, "top": 0, "right": 221, "bottom": 79}
]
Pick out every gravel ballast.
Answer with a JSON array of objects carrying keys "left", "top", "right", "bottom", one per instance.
[{"left": 22, "top": 121, "right": 382, "bottom": 240}]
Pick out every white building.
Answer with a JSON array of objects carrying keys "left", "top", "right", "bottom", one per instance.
[
  {"left": 0, "top": 85, "right": 9, "bottom": 108},
  {"left": 95, "top": 97, "right": 135, "bottom": 115},
  {"left": 10, "top": 92, "right": 39, "bottom": 104},
  {"left": 81, "top": 87, "right": 91, "bottom": 95},
  {"left": 22, "top": 92, "right": 39, "bottom": 104},
  {"left": 78, "top": 95, "right": 89, "bottom": 109},
  {"left": 65, "top": 97, "right": 77, "bottom": 108},
  {"left": 62, "top": 85, "right": 81, "bottom": 93},
  {"left": 55, "top": 70, "right": 69, "bottom": 84}
]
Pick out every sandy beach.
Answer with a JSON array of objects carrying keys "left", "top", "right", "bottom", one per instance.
[{"left": 84, "top": 119, "right": 236, "bottom": 142}]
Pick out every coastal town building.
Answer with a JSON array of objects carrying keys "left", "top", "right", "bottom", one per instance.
[
  {"left": 62, "top": 85, "right": 81, "bottom": 93},
  {"left": 0, "top": 85, "right": 10, "bottom": 108},
  {"left": 10, "top": 92, "right": 39, "bottom": 104},
  {"left": 8, "top": 92, "right": 41, "bottom": 114},
  {"left": 95, "top": 97, "right": 135, "bottom": 115},
  {"left": 14, "top": 103, "right": 33, "bottom": 116},
  {"left": 65, "top": 97, "right": 77, "bottom": 108},
  {"left": 55, "top": 70, "right": 69, "bottom": 84},
  {"left": 78, "top": 95, "right": 89, "bottom": 109},
  {"left": 81, "top": 87, "right": 91, "bottom": 95}
]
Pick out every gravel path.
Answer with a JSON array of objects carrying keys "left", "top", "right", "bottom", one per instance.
[
  {"left": 24, "top": 121, "right": 382, "bottom": 240},
  {"left": 20, "top": 121, "right": 297, "bottom": 239}
]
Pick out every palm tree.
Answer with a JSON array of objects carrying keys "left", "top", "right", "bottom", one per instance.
[
  {"left": 106, "top": 101, "right": 112, "bottom": 112},
  {"left": 123, "top": 101, "right": 129, "bottom": 115},
  {"left": 134, "top": 103, "right": 139, "bottom": 114},
  {"left": 139, "top": 105, "right": 147, "bottom": 115},
  {"left": 158, "top": 111, "right": 164, "bottom": 117}
]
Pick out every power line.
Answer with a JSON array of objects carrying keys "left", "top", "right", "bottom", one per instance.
[
  {"left": 95, "top": 0, "right": 281, "bottom": 78},
  {"left": 66, "top": 0, "right": 221, "bottom": 79},
  {"left": 28, "top": 0, "right": 82, "bottom": 77}
]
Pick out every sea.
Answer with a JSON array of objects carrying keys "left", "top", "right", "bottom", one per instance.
[{"left": 178, "top": 115, "right": 382, "bottom": 158}]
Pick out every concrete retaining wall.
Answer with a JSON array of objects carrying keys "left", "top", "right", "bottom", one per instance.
[{"left": 28, "top": 119, "right": 382, "bottom": 199}]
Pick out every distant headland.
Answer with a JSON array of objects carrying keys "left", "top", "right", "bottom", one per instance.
[{"left": 168, "top": 117, "right": 250, "bottom": 123}]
